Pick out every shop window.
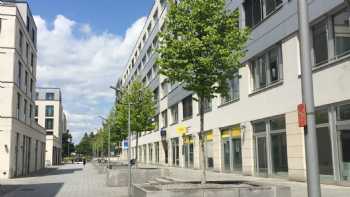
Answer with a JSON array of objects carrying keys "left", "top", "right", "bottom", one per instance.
[{"left": 205, "top": 131, "right": 214, "bottom": 169}]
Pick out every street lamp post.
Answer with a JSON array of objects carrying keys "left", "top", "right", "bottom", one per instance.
[
  {"left": 98, "top": 116, "right": 111, "bottom": 169},
  {"left": 297, "top": 1, "right": 321, "bottom": 197}
]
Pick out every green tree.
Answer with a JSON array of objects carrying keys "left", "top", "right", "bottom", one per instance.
[
  {"left": 115, "top": 80, "right": 156, "bottom": 165},
  {"left": 157, "top": 0, "right": 249, "bottom": 183},
  {"left": 76, "top": 132, "right": 93, "bottom": 156}
]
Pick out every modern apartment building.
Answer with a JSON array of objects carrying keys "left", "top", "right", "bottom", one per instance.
[
  {"left": 117, "top": 0, "right": 350, "bottom": 186},
  {"left": 35, "top": 88, "right": 66, "bottom": 166},
  {"left": 0, "top": 0, "right": 46, "bottom": 179}
]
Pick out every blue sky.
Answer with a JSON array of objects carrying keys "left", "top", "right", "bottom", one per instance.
[{"left": 28, "top": 0, "right": 154, "bottom": 143}]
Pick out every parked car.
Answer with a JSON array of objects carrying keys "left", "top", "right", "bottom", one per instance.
[{"left": 74, "top": 157, "right": 83, "bottom": 164}]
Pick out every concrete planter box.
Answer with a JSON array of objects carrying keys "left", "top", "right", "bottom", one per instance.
[
  {"left": 106, "top": 167, "right": 165, "bottom": 187},
  {"left": 133, "top": 181, "right": 290, "bottom": 197}
]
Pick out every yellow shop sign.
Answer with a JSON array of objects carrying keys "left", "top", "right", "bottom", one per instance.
[{"left": 176, "top": 124, "right": 188, "bottom": 135}]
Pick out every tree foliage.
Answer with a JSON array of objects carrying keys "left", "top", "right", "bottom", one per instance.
[
  {"left": 157, "top": 0, "right": 249, "bottom": 183},
  {"left": 115, "top": 80, "right": 156, "bottom": 163}
]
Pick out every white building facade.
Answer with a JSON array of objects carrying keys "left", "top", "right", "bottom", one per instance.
[
  {"left": 118, "top": 0, "right": 350, "bottom": 186},
  {"left": 0, "top": 1, "right": 46, "bottom": 179},
  {"left": 35, "top": 88, "right": 65, "bottom": 166}
]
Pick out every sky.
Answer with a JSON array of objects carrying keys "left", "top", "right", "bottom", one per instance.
[{"left": 28, "top": 0, "right": 154, "bottom": 144}]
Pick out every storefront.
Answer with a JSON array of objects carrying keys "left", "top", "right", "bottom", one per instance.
[
  {"left": 221, "top": 125, "right": 242, "bottom": 172},
  {"left": 316, "top": 102, "right": 350, "bottom": 184},
  {"left": 148, "top": 143, "right": 153, "bottom": 163},
  {"left": 183, "top": 135, "right": 194, "bottom": 168},
  {"left": 252, "top": 116, "right": 288, "bottom": 177}
]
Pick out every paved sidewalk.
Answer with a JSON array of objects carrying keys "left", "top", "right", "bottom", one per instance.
[{"left": 0, "top": 164, "right": 128, "bottom": 197}]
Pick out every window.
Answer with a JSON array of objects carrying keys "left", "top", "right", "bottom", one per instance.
[
  {"left": 153, "top": 9, "right": 158, "bottom": 21},
  {"left": 30, "top": 79, "right": 33, "bottom": 98},
  {"left": 23, "top": 99, "right": 27, "bottom": 122},
  {"left": 153, "top": 88, "right": 159, "bottom": 102},
  {"left": 31, "top": 28, "right": 35, "bottom": 44},
  {"left": 170, "top": 104, "right": 178, "bottom": 124},
  {"left": 24, "top": 71, "right": 28, "bottom": 93},
  {"left": 17, "top": 62, "right": 22, "bottom": 87},
  {"left": 0, "top": 18, "right": 2, "bottom": 33},
  {"left": 161, "top": 81, "right": 168, "bottom": 97},
  {"left": 251, "top": 45, "right": 282, "bottom": 91},
  {"left": 35, "top": 105, "right": 38, "bottom": 117},
  {"left": 312, "top": 20, "right": 328, "bottom": 65},
  {"left": 26, "top": 43, "right": 29, "bottom": 61},
  {"left": 154, "top": 114, "right": 159, "bottom": 130},
  {"left": 253, "top": 116, "right": 288, "bottom": 176},
  {"left": 45, "top": 105, "right": 54, "bottom": 117},
  {"left": 244, "top": 0, "right": 282, "bottom": 28},
  {"left": 153, "top": 64, "right": 159, "bottom": 75},
  {"left": 182, "top": 95, "right": 193, "bottom": 120},
  {"left": 199, "top": 97, "right": 212, "bottom": 113},
  {"left": 19, "top": 30, "right": 23, "bottom": 51},
  {"left": 31, "top": 53, "right": 34, "bottom": 67},
  {"left": 17, "top": 93, "right": 21, "bottom": 119},
  {"left": 29, "top": 104, "right": 33, "bottom": 120},
  {"left": 147, "top": 69, "right": 153, "bottom": 81},
  {"left": 311, "top": 8, "right": 350, "bottom": 66},
  {"left": 222, "top": 72, "right": 240, "bottom": 104},
  {"left": 161, "top": 110, "right": 168, "bottom": 128},
  {"left": 147, "top": 46, "right": 152, "bottom": 57},
  {"left": 45, "top": 119, "right": 54, "bottom": 130},
  {"left": 45, "top": 92, "right": 55, "bottom": 100},
  {"left": 337, "top": 104, "right": 350, "bottom": 121},
  {"left": 333, "top": 8, "right": 350, "bottom": 57}
]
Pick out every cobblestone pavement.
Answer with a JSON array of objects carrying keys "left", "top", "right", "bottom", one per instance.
[{"left": 0, "top": 164, "right": 128, "bottom": 197}]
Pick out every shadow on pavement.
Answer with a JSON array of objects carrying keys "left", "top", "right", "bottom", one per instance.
[
  {"left": 0, "top": 183, "right": 64, "bottom": 197},
  {"left": 30, "top": 167, "right": 83, "bottom": 177}
]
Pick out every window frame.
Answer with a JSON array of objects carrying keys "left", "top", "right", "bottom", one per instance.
[
  {"left": 182, "top": 95, "right": 193, "bottom": 120},
  {"left": 45, "top": 105, "right": 54, "bottom": 117},
  {"left": 250, "top": 45, "right": 283, "bottom": 92}
]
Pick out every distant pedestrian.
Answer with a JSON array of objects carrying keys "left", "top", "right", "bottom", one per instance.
[{"left": 83, "top": 158, "right": 86, "bottom": 167}]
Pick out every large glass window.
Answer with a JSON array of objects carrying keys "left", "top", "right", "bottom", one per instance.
[
  {"left": 221, "top": 126, "right": 242, "bottom": 172},
  {"left": 205, "top": 131, "right": 214, "bottom": 169},
  {"left": 45, "top": 105, "right": 54, "bottom": 117},
  {"left": 315, "top": 109, "right": 333, "bottom": 176},
  {"left": 199, "top": 98, "right": 212, "bottom": 113},
  {"left": 155, "top": 142, "right": 160, "bottom": 163},
  {"left": 183, "top": 135, "right": 194, "bottom": 168},
  {"left": 253, "top": 116, "right": 288, "bottom": 176},
  {"left": 171, "top": 138, "right": 179, "bottom": 166},
  {"left": 244, "top": 0, "right": 282, "bottom": 28},
  {"left": 337, "top": 104, "right": 350, "bottom": 121},
  {"left": 312, "top": 21, "right": 329, "bottom": 65},
  {"left": 170, "top": 104, "right": 178, "bottom": 124},
  {"left": 182, "top": 95, "right": 193, "bottom": 120},
  {"left": 221, "top": 72, "right": 240, "bottom": 104},
  {"left": 251, "top": 46, "right": 282, "bottom": 91},
  {"left": 333, "top": 8, "right": 350, "bottom": 57},
  {"left": 148, "top": 143, "right": 153, "bottom": 163},
  {"left": 45, "top": 92, "right": 54, "bottom": 100},
  {"left": 45, "top": 118, "right": 54, "bottom": 130}
]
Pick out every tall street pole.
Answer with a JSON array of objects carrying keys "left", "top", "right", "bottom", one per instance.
[
  {"left": 297, "top": 1, "right": 321, "bottom": 197},
  {"left": 108, "top": 124, "right": 111, "bottom": 169},
  {"left": 127, "top": 102, "right": 132, "bottom": 197}
]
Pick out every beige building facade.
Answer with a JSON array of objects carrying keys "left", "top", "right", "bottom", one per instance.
[
  {"left": 118, "top": 0, "right": 350, "bottom": 186},
  {"left": 35, "top": 88, "right": 65, "bottom": 166},
  {"left": 0, "top": 1, "right": 46, "bottom": 179}
]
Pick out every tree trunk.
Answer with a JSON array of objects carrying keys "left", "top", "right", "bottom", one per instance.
[
  {"left": 199, "top": 96, "right": 207, "bottom": 184},
  {"left": 135, "top": 132, "right": 139, "bottom": 168}
]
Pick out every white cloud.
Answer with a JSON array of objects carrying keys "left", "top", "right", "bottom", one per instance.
[{"left": 34, "top": 15, "right": 146, "bottom": 144}]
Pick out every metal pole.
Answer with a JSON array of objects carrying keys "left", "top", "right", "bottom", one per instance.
[
  {"left": 128, "top": 102, "right": 132, "bottom": 197},
  {"left": 108, "top": 124, "right": 111, "bottom": 169},
  {"left": 297, "top": 1, "right": 321, "bottom": 197}
]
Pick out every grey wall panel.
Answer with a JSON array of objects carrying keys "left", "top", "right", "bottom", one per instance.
[{"left": 167, "top": 85, "right": 192, "bottom": 107}]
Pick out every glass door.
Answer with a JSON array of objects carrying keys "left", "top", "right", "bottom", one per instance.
[
  {"left": 232, "top": 138, "right": 242, "bottom": 171},
  {"left": 223, "top": 139, "right": 231, "bottom": 171},
  {"left": 256, "top": 136, "right": 268, "bottom": 176},
  {"left": 338, "top": 128, "right": 350, "bottom": 181},
  {"left": 183, "top": 136, "right": 194, "bottom": 168}
]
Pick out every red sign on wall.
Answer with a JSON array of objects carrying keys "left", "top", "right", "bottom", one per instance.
[{"left": 298, "top": 104, "right": 307, "bottom": 127}]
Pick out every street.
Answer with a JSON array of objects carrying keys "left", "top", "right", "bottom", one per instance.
[{"left": 0, "top": 164, "right": 127, "bottom": 197}]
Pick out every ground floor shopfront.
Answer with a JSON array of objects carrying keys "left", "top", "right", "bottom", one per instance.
[
  {"left": 0, "top": 119, "right": 46, "bottom": 179},
  {"left": 130, "top": 101, "right": 350, "bottom": 186}
]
